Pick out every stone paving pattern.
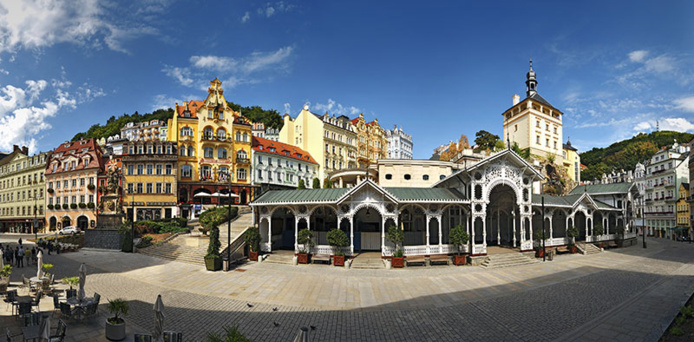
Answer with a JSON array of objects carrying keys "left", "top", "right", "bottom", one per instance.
[{"left": 2, "top": 237, "right": 694, "bottom": 341}]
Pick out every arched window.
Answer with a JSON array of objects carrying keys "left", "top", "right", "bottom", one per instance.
[
  {"left": 236, "top": 150, "right": 248, "bottom": 159},
  {"left": 238, "top": 168, "right": 247, "bottom": 180},
  {"left": 218, "top": 110, "right": 224, "bottom": 120},
  {"left": 201, "top": 165, "right": 212, "bottom": 180},
  {"left": 203, "top": 127, "right": 214, "bottom": 140},
  {"left": 218, "top": 166, "right": 229, "bottom": 180},
  {"left": 236, "top": 132, "right": 242, "bottom": 141},
  {"left": 180, "top": 147, "right": 186, "bottom": 156},
  {"left": 218, "top": 148, "right": 227, "bottom": 159},
  {"left": 181, "top": 165, "right": 192, "bottom": 178},
  {"left": 188, "top": 146, "right": 195, "bottom": 157},
  {"left": 180, "top": 127, "right": 193, "bottom": 136},
  {"left": 243, "top": 132, "right": 248, "bottom": 142},
  {"left": 217, "top": 128, "right": 226, "bottom": 140},
  {"left": 204, "top": 147, "right": 213, "bottom": 158}
]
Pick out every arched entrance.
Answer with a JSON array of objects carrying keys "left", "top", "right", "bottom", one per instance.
[
  {"left": 552, "top": 210, "right": 567, "bottom": 239},
  {"left": 398, "top": 205, "right": 426, "bottom": 248},
  {"left": 310, "top": 206, "right": 337, "bottom": 245},
  {"left": 178, "top": 188, "right": 188, "bottom": 203},
  {"left": 271, "top": 207, "right": 295, "bottom": 250},
  {"left": 49, "top": 217, "right": 57, "bottom": 231},
  {"left": 486, "top": 184, "right": 519, "bottom": 247},
  {"left": 76, "top": 216, "right": 89, "bottom": 230},
  {"left": 354, "top": 206, "right": 382, "bottom": 251},
  {"left": 61, "top": 216, "right": 72, "bottom": 229},
  {"left": 575, "top": 212, "right": 587, "bottom": 241},
  {"left": 441, "top": 205, "right": 467, "bottom": 244}
]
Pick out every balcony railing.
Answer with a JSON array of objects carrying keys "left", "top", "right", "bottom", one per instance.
[{"left": 236, "top": 157, "right": 250, "bottom": 164}]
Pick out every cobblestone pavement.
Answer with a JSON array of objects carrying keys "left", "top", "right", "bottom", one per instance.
[{"left": 3, "top": 237, "right": 694, "bottom": 341}]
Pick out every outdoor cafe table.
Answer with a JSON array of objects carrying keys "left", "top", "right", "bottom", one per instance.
[
  {"left": 29, "top": 276, "right": 49, "bottom": 292},
  {"left": 65, "top": 297, "right": 94, "bottom": 320},
  {"left": 13, "top": 295, "right": 32, "bottom": 316},
  {"left": 21, "top": 325, "right": 41, "bottom": 341}
]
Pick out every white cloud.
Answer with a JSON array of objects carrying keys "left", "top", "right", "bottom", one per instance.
[
  {"left": 241, "top": 11, "right": 250, "bottom": 23},
  {"left": 0, "top": 80, "right": 76, "bottom": 152},
  {"left": 628, "top": 50, "right": 649, "bottom": 63},
  {"left": 674, "top": 96, "right": 694, "bottom": 113},
  {"left": 311, "top": 99, "right": 361, "bottom": 116},
  {"left": 254, "top": 2, "right": 294, "bottom": 19},
  {"left": 283, "top": 102, "right": 291, "bottom": 114},
  {"left": 0, "top": 0, "right": 169, "bottom": 55},
  {"left": 166, "top": 46, "right": 294, "bottom": 88},
  {"left": 659, "top": 118, "right": 694, "bottom": 132}
]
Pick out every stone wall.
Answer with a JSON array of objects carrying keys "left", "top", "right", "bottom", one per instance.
[{"left": 84, "top": 229, "right": 123, "bottom": 250}]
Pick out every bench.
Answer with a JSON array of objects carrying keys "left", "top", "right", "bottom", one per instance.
[
  {"left": 607, "top": 241, "right": 618, "bottom": 248},
  {"left": 405, "top": 255, "right": 427, "bottom": 267},
  {"left": 312, "top": 254, "right": 331, "bottom": 265},
  {"left": 429, "top": 254, "right": 450, "bottom": 266},
  {"left": 555, "top": 246, "right": 570, "bottom": 254}
]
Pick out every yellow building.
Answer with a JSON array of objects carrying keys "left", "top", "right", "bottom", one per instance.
[
  {"left": 677, "top": 183, "right": 690, "bottom": 233},
  {"left": 280, "top": 105, "right": 357, "bottom": 184},
  {"left": 167, "top": 79, "right": 256, "bottom": 218},
  {"left": 350, "top": 113, "right": 388, "bottom": 167},
  {"left": 122, "top": 141, "right": 178, "bottom": 221},
  {"left": 562, "top": 139, "right": 581, "bottom": 182},
  {"left": 0, "top": 146, "right": 49, "bottom": 233}
]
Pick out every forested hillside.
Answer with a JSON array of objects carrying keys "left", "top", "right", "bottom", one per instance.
[
  {"left": 580, "top": 131, "right": 694, "bottom": 181},
  {"left": 70, "top": 101, "right": 283, "bottom": 142}
]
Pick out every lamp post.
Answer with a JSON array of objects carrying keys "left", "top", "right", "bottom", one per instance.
[
  {"left": 221, "top": 169, "right": 233, "bottom": 272},
  {"left": 33, "top": 195, "right": 38, "bottom": 241},
  {"left": 542, "top": 195, "right": 545, "bottom": 262}
]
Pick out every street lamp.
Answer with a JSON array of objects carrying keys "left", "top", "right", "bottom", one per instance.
[
  {"left": 221, "top": 169, "right": 233, "bottom": 272},
  {"left": 542, "top": 195, "right": 546, "bottom": 262},
  {"left": 33, "top": 195, "right": 38, "bottom": 241}
]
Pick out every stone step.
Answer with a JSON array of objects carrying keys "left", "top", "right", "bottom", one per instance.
[{"left": 480, "top": 253, "right": 538, "bottom": 269}]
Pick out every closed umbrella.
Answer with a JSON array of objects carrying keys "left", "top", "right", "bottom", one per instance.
[
  {"left": 153, "top": 294, "right": 165, "bottom": 342},
  {"left": 78, "top": 263, "right": 86, "bottom": 302},
  {"left": 37, "top": 250, "right": 43, "bottom": 279},
  {"left": 39, "top": 316, "right": 51, "bottom": 341},
  {"left": 293, "top": 327, "right": 310, "bottom": 342},
  {"left": 0, "top": 248, "right": 3, "bottom": 268}
]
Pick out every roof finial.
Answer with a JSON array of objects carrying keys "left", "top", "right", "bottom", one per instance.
[{"left": 529, "top": 58, "right": 533, "bottom": 70}]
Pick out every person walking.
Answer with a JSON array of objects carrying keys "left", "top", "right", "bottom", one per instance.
[
  {"left": 25, "top": 248, "right": 31, "bottom": 266},
  {"left": 47, "top": 241, "right": 52, "bottom": 255},
  {"left": 16, "top": 245, "right": 24, "bottom": 268},
  {"left": 6, "top": 246, "right": 13, "bottom": 265}
]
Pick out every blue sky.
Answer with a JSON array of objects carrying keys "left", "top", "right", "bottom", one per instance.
[{"left": 0, "top": 0, "right": 693, "bottom": 158}]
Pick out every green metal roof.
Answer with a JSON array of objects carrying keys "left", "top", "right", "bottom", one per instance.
[
  {"left": 569, "top": 183, "right": 633, "bottom": 195},
  {"left": 532, "top": 193, "right": 618, "bottom": 210},
  {"left": 384, "top": 188, "right": 466, "bottom": 202},
  {"left": 252, "top": 188, "right": 350, "bottom": 204}
]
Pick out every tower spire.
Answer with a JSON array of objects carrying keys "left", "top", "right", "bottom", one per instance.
[{"left": 525, "top": 59, "right": 538, "bottom": 97}]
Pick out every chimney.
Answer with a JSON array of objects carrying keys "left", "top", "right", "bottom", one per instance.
[
  {"left": 13, "top": 145, "right": 19, "bottom": 152},
  {"left": 22, "top": 146, "right": 28, "bottom": 155},
  {"left": 512, "top": 94, "right": 520, "bottom": 106}
]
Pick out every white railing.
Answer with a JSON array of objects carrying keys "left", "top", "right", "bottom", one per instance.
[
  {"left": 403, "top": 245, "right": 428, "bottom": 256},
  {"left": 311, "top": 245, "right": 352, "bottom": 256}
]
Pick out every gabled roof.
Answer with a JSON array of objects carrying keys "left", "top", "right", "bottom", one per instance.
[
  {"left": 175, "top": 101, "right": 204, "bottom": 118},
  {"left": 527, "top": 92, "right": 554, "bottom": 108},
  {"left": 531, "top": 193, "right": 619, "bottom": 211},
  {"left": 336, "top": 179, "right": 399, "bottom": 204},
  {"left": 569, "top": 183, "right": 634, "bottom": 195},
  {"left": 433, "top": 149, "right": 543, "bottom": 188},
  {"left": 683, "top": 183, "right": 690, "bottom": 190},
  {"left": 252, "top": 136, "right": 317, "bottom": 164},
  {"left": 384, "top": 187, "right": 466, "bottom": 202},
  {"left": 253, "top": 188, "right": 350, "bottom": 204},
  {"left": 46, "top": 139, "right": 103, "bottom": 175}
]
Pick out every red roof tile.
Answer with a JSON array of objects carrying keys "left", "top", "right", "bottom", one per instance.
[
  {"left": 252, "top": 136, "right": 317, "bottom": 164},
  {"left": 175, "top": 100, "right": 204, "bottom": 118},
  {"left": 45, "top": 138, "right": 103, "bottom": 175}
]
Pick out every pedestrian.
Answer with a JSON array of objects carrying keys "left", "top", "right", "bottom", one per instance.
[
  {"left": 18, "top": 237, "right": 22, "bottom": 246},
  {"left": 47, "top": 241, "right": 52, "bottom": 255},
  {"left": 16, "top": 245, "right": 24, "bottom": 267},
  {"left": 25, "top": 248, "right": 31, "bottom": 266},
  {"left": 6, "top": 246, "right": 12, "bottom": 265}
]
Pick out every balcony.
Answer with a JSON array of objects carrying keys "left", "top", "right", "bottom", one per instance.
[{"left": 236, "top": 157, "right": 250, "bottom": 164}]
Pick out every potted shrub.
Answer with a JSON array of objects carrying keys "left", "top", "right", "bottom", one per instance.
[
  {"left": 204, "top": 226, "right": 222, "bottom": 271},
  {"left": 387, "top": 225, "right": 405, "bottom": 268},
  {"left": 62, "top": 203, "right": 68, "bottom": 210},
  {"left": 296, "top": 229, "right": 314, "bottom": 264},
  {"left": 79, "top": 202, "right": 87, "bottom": 209},
  {"left": 47, "top": 188, "right": 54, "bottom": 194},
  {"left": 47, "top": 204, "right": 54, "bottom": 210},
  {"left": 87, "top": 183, "right": 96, "bottom": 191},
  {"left": 62, "top": 276, "right": 79, "bottom": 290},
  {"left": 533, "top": 230, "right": 548, "bottom": 258},
  {"left": 105, "top": 298, "right": 129, "bottom": 341},
  {"left": 567, "top": 225, "right": 579, "bottom": 253},
  {"left": 615, "top": 225, "right": 625, "bottom": 247},
  {"left": 593, "top": 224, "right": 605, "bottom": 247},
  {"left": 0, "top": 265, "right": 12, "bottom": 292},
  {"left": 449, "top": 224, "right": 469, "bottom": 266},
  {"left": 244, "top": 227, "right": 261, "bottom": 261},
  {"left": 87, "top": 202, "right": 95, "bottom": 209},
  {"left": 326, "top": 228, "right": 349, "bottom": 267},
  {"left": 70, "top": 203, "right": 77, "bottom": 209}
]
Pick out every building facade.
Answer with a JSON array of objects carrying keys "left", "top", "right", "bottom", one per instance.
[
  {"left": 676, "top": 183, "right": 690, "bottom": 236},
  {"left": 167, "top": 79, "right": 256, "bottom": 218},
  {"left": 385, "top": 125, "right": 413, "bottom": 160},
  {"left": 279, "top": 105, "right": 358, "bottom": 183},
  {"left": 122, "top": 141, "right": 178, "bottom": 221},
  {"left": 641, "top": 142, "right": 690, "bottom": 238},
  {"left": 252, "top": 122, "right": 266, "bottom": 138},
  {"left": 502, "top": 62, "right": 565, "bottom": 168},
  {"left": 120, "top": 119, "right": 168, "bottom": 142},
  {"left": 351, "top": 113, "right": 388, "bottom": 167},
  {"left": 251, "top": 136, "right": 318, "bottom": 190},
  {"left": 45, "top": 139, "right": 104, "bottom": 231},
  {"left": 0, "top": 146, "right": 49, "bottom": 233},
  {"left": 562, "top": 139, "right": 581, "bottom": 182},
  {"left": 264, "top": 127, "right": 280, "bottom": 141}
]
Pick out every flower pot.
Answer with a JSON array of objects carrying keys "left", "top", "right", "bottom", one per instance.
[
  {"left": 569, "top": 246, "right": 578, "bottom": 253},
  {"left": 297, "top": 253, "right": 309, "bottom": 264},
  {"left": 249, "top": 251, "right": 258, "bottom": 261},
  {"left": 333, "top": 255, "right": 345, "bottom": 267},
  {"left": 204, "top": 256, "right": 222, "bottom": 271},
  {"left": 453, "top": 254, "right": 467, "bottom": 266},
  {"left": 535, "top": 248, "right": 546, "bottom": 258},
  {"left": 105, "top": 319, "right": 126, "bottom": 341},
  {"left": 392, "top": 256, "right": 405, "bottom": 268}
]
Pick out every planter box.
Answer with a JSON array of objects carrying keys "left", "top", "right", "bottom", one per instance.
[
  {"left": 333, "top": 255, "right": 345, "bottom": 267},
  {"left": 249, "top": 251, "right": 258, "bottom": 261},
  {"left": 297, "top": 253, "right": 309, "bottom": 264},
  {"left": 204, "top": 256, "right": 222, "bottom": 271},
  {"left": 453, "top": 254, "right": 467, "bottom": 266},
  {"left": 392, "top": 257, "right": 405, "bottom": 268},
  {"left": 570, "top": 245, "right": 578, "bottom": 253},
  {"left": 105, "top": 320, "right": 126, "bottom": 341},
  {"left": 535, "top": 248, "right": 546, "bottom": 258}
]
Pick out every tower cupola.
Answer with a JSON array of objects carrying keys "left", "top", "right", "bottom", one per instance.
[{"left": 525, "top": 59, "right": 538, "bottom": 97}]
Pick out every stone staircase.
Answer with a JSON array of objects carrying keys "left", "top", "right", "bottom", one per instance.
[
  {"left": 350, "top": 253, "right": 385, "bottom": 269},
  {"left": 577, "top": 242, "right": 602, "bottom": 255},
  {"left": 137, "top": 207, "right": 254, "bottom": 265},
  {"left": 263, "top": 251, "right": 296, "bottom": 265},
  {"left": 480, "top": 252, "right": 538, "bottom": 269}
]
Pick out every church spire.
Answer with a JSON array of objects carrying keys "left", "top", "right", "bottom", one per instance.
[{"left": 525, "top": 59, "right": 537, "bottom": 97}]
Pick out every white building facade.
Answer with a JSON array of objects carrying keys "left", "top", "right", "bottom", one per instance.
[{"left": 385, "top": 125, "right": 413, "bottom": 159}]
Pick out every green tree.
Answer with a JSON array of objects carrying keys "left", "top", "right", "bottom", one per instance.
[
  {"left": 323, "top": 178, "right": 332, "bottom": 188},
  {"left": 494, "top": 140, "right": 506, "bottom": 152},
  {"left": 474, "top": 130, "right": 500, "bottom": 151},
  {"left": 312, "top": 178, "right": 320, "bottom": 189},
  {"left": 297, "top": 178, "right": 306, "bottom": 189}
]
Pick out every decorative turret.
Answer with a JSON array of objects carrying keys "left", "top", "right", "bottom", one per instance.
[{"left": 525, "top": 59, "right": 537, "bottom": 97}]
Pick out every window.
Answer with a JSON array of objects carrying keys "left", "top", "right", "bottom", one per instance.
[
  {"left": 237, "top": 150, "right": 248, "bottom": 160},
  {"left": 217, "top": 129, "right": 226, "bottom": 140},
  {"left": 204, "top": 147, "right": 213, "bottom": 158},
  {"left": 218, "top": 148, "right": 227, "bottom": 159},
  {"left": 536, "top": 136, "right": 540, "bottom": 144},
  {"left": 208, "top": 109, "right": 214, "bottom": 119},
  {"left": 514, "top": 124, "right": 517, "bottom": 132},
  {"left": 156, "top": 164, "right": 163, "bottom": 175},
  {"left": 553, "top": 127, "right": 557, "bottom": 134},
  {"left": 181, "top": 165, "right": 192, "bottom": 178},
  {"left": 147, "top": 145, "right": 153, "bottom": 154},
  {"left": 165, "top": 183, "right": 172, "bottom": 194},
  {"left": 146, "top": 164, "right": 153, "bottom": 175},
  {"left": 180, "top": 127, "right": 193, "bottom": 136},
  {"left": 546, "top": 124, "right": 549, "bottom": 131},
  {"left": 201, "top": 165, "right": 212, "bottom": 180},
  {"left": 188, "top": 146, "right": 195, "bottom": 157},
  {"left": 72, "top": 179, "right": 76, "bottom": 187},
  {"left": 80, "top": 195, "right": 85, "bottom": 203},
  {"left": 165, "top": 164, "right": 172, "bottom": 175},
  {"left": 137, "top": 165, "right": 144, "bottom": 175},
  {"left": 546, "top": 139, "right": 549, "bottom": 147},
  {"left": 127, "top": 165, "right": 134, "bottom": 175},
  {"left": 236, "top": 132, "right": 242, "bottom": 141},
  {"left": 156, "top": 183, "right": 162, "bottom": 193},
  {"left": 203, "top": 127, "right": 214, "bottom": 140},
  {"left": 553, "top": 141, "right": 557, "bottom": 149},
  {"left": 440, "top": 175, "right": 446, "bottom": 180},
  {"left": 404, "top": 174, "right": 411, "bottom": 180},
  {"left": 243, "top": 133, "right": 248, "bottom": 142},
  {"left": 423, "top": 175, "right": 429, "bottom": 181},
  {"left": 127, "top": 183, "right": 134, "bottom": 194},
  {"left": 536, "top": 120, "right": 540, "bottom": 127},
  {"left": 257, "top": 156, "right": 263, "bottom": 164},
  {"left": 257, "top": 170, "right": 263, "bottom": 179}
]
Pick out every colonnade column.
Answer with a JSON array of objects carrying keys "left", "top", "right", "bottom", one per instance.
[
  {"left": 496, "top": 210, "right": 501, "bottom": 244},
  {"left": 437, "top": 215, "right": 443, "bottom": 254},
  {"left": 512, "top": 211, "right": 517, "bottom": 247},
  {"left": 426, "top": 215, "right": 431, "bottom": 254},
  {"left": 294, "top": 216, "right": 299, "bottom": 252},
  {"left": 349, "top": 217, "right": 354, "bottom": 255}
]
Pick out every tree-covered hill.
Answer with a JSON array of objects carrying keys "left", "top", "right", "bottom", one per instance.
[
  {"left": 71, "top": 101, "right": 283, "bottom": 142},
  {"left": 580, "top": 131, "right": 694, "bottom": 182}
]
